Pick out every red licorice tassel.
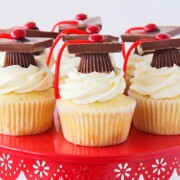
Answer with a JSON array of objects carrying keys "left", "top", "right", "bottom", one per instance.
[
  {"left": 0, "top": 34, "right": 13, "bottom": 39},
  {"left": 51, "top": 20, "right": 78, "bottom": 32},
  {"left": 123, "top": 39, "right": 149, "bottom": 78},
  {"left": 121, "top": 42, "right": 126, "bottom": 59},
  {"left": 55, "top": 40, "right": 91, "bottom": 99},
  {"left": 125, "top": 27, "right": 144, "bottom": 34},
  {"left": 46, "top": 28, "right": 89, "bottom": 66}
]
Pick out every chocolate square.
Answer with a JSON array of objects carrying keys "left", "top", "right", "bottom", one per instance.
[{"left": 0, "top": 38, "right": 53, "bottom": 53}]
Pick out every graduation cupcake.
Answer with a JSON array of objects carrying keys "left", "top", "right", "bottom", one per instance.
[
  {"left": 55, "top": 34, "right": 136, "bottom": 146},
  {"left": 128, "top": 36, "right": 180, "bottom": 135},
  {"left": 0, "top": 28, "right": 55, "bottom": 135}
]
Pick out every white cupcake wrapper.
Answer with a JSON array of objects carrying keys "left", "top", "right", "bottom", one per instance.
[
  {"left": 128, "top": 90, "right": 180, "bottom": 135},
  {"left": 57, "top": 100, "right": 136, "bottom": 146},
  {"left": 0, "top": 97, "right": 55, "bottom": 135}
]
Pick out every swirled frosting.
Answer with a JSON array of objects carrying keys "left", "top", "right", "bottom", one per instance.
[
  {"left": 127, "top": 54, "right": 153, "bottom": 78},
  {"left": 60, "top": 68, "right": 126, "bottom": 104},
  {"left": 130, "top": 58, "right": 180, "bottom": 99},
  {"left": 0, "top": 60, "right": 53, "bottom": 94}
]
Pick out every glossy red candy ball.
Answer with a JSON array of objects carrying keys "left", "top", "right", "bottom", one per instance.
[
  {"left": 144, "top": 23, "right": 157, "bottom": 32},
  {"left": 75, "top": 13, "right": 88, "bottom": 21},
  {"left": 89, "top": 34, "right": 104, "bottom": 42},
  {"left": 156, "top": 33, "right": 171, "bottom": 40},
  {"left": 11, "top": 28, "right": 26, "bottom": 40},
  {"left": 86, "top": 25, "right": 100, "bottom": 34},
  {"left": 24, "top": 21, "right": 36, "bottom": 29}
]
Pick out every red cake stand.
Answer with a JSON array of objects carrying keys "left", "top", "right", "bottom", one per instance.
[{"left": 0, "top": 110, "right": 180, "bottom": 180}]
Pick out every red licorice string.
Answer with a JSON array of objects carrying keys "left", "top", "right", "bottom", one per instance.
[
  {"left": 123, "top": 39, "right": 156, "bottom": 78},
  {"left": 121, "top": 42, "right": 126, "bottom": 59},
  {"left": 54, "top": 40, "right": 91, "bottom": 99},
  {"left": 46, "top": 28, "right": 89, "bottom": 67},
  {"left": 125, "top": 27, "right": 144, "bottom": 34},
  {"left": 0, "top": 34, "right": 13, "bottom": 39},
  {"left": 51, "top": 21, "right": 78, "bottom": 32}
]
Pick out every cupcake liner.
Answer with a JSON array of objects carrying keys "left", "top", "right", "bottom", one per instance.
[
  {"left": 57, "top": 100, "right": 136, "bottom": 147},
  {"left": 0, "top": 97, "right": 55, "bottom": 135},
  {"left": 128, "top": 90, "right": 180, "bottom": 135}
]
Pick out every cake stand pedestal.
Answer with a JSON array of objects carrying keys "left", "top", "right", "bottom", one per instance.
[{"left": 0, "top": 111, "right": 180, "bottom": 180}]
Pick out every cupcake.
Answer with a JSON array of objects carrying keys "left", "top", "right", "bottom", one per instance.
[
  {"left": 55, "top": 34, "right": 136, "bottom": 146},
  {"left": 121, "top": 24, "right": 180, "bottom": 91},
  {"left": 51, "top": 34, "right": 118, "bottom": 82},
  {"left": 128, "top": 36, "right": 180, "bottom": 135},
  {"left": 0, "top": 28, "right": 55, "bottom": 135}
]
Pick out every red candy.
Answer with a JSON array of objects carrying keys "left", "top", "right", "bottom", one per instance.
[
  {"left": 24, "top": 21, "right": 36, "bottom": 29},
  {"left": 144, "top": 23, "right": 157, "bottom": 32},
  {"left": 75, "top": 13, "right": 88, "bottom": 21},
  {"left": 11, "top": 28, "right": 26, "bottom": 40},
  {"left": 86, "top": 25, "right": 100, "bottom": 34},
  {"left": 89, "top": 34, "right": 104, "bottom": 42},
  {"left": 156, "top": 33, "right": 171, "bottom": 40}
]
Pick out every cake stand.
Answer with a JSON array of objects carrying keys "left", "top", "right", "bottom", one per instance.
[{"left": 0, "top": 110, "right": 180, "bottom": 180}]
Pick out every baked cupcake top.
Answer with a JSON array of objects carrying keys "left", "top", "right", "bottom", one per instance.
[
  {"left": 130, "top": 36, "right": 180, "bottom": 99},
  {"left": 0, "top": 28, "right": 54, "bottom": 94},
  {"left": 54, "top": 34, "right": 125, "bottom": 104}
]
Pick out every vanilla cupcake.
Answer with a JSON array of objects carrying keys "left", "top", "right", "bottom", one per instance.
[
  {"left": 121, "top": 24, "right": 180, "bottom": 90},
  {"left": 0, "top": 28, "right": 55, "bottom": 136},
  {"left": 128, "top": 37, "right": 180, "bottom": 135},
  {"left": 55, "top": 34, "right": 136, "bottom": 146}
]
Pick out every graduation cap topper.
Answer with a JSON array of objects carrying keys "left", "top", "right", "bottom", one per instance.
[
  {"left": 0, "top": 28, "right": 53, "bottom": 68},
  {"left": 121, "top": 23, "right": 180, "bottom": 42},
  {"left": 123, "top": 33, "right": 180, "bottom": 76},
  {"left": 54, "top": 34, "right": 122, "bottom": 99},
  {"left": 139, "top": 36, "right": 180, "bottom": 69},
  {"left": 51, "top": 13, "right": 102, "bottom": 33}
]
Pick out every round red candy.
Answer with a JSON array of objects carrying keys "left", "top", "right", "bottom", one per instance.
[
  {"left": 89, "top": 34, "right": 104, "bottom": 42},
  {"left": 75, "top": 13, "right": 88, "bottom": 21},
  {"left": 144, "top": 23, "right": 157, "bottom": 32},
  {"left": 156, "top": 33, "right": 171, "bottom": 40},
  {"left": 11, "top": 28, "right": 26, "bottom": 40},
  {"left": 24, "top": 21, "right": 36, "bottom": 29},
  {"left": 86, "top": 25, "right": 100, "bottom": 34}
]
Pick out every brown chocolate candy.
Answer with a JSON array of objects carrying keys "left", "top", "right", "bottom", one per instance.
[
  {"left": 67, "top": 42, "right": 122, "bottom": 54},
  {"left": 0, "top": 37, "right": 53, "bottom": 68},
  {"left": 59, "top": 17, "right": 102, "bottom": 32},
  {"left": 62, "top": 34, "right": 119, "bottom": 42},
  {"left": 121, "top": 26, "right": 180, "bottom": 42}
]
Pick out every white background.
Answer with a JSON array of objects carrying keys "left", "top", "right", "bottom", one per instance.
[
  {"left": 0, "top": 1, "right": 180, "bottom": 179},
  {"left": 1, "top": 0, "right": 180, "bottom": 36}
]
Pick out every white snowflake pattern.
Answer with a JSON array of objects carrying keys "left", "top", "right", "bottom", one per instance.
[
  {"left": 33, "top": 160, "right": 50, "bottom": 178},
  {"left": 0, "top": 153, "right": 13, "bottom": 171},
  {"left": 114, "top": 163, "right": 131, "bottom": 179},
  {"left": 152, "top": 158, "right": 167, "bottom": 175}
]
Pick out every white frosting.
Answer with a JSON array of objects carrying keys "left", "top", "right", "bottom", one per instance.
[
  {"left": 0, "top": 60, "right": 53, "bottom": 94},
  {"left": 130, "top": 59, "right": 180, "bottom": 99},
  {"left": 127, "top": 54, "right": 153, "bottom": 78},
  {"left": 0, "top": 52, "right": 6, "bottom": 67},
  {"left": 60, "top": 68, "right": 126, "bottom": 104}
]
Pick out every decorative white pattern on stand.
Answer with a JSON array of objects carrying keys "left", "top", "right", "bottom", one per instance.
[
  {"left": 114, "top": 163, "right": 132, "bottom": 179},
  {"left": 32, "top": 160, "right": 50, "bottom": 178},
  {"left": 0, "top": 153, "right": 13, "bottom": 171},
  {"left": 152, "top": 158, "right": 167, "bottom": 175}
]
